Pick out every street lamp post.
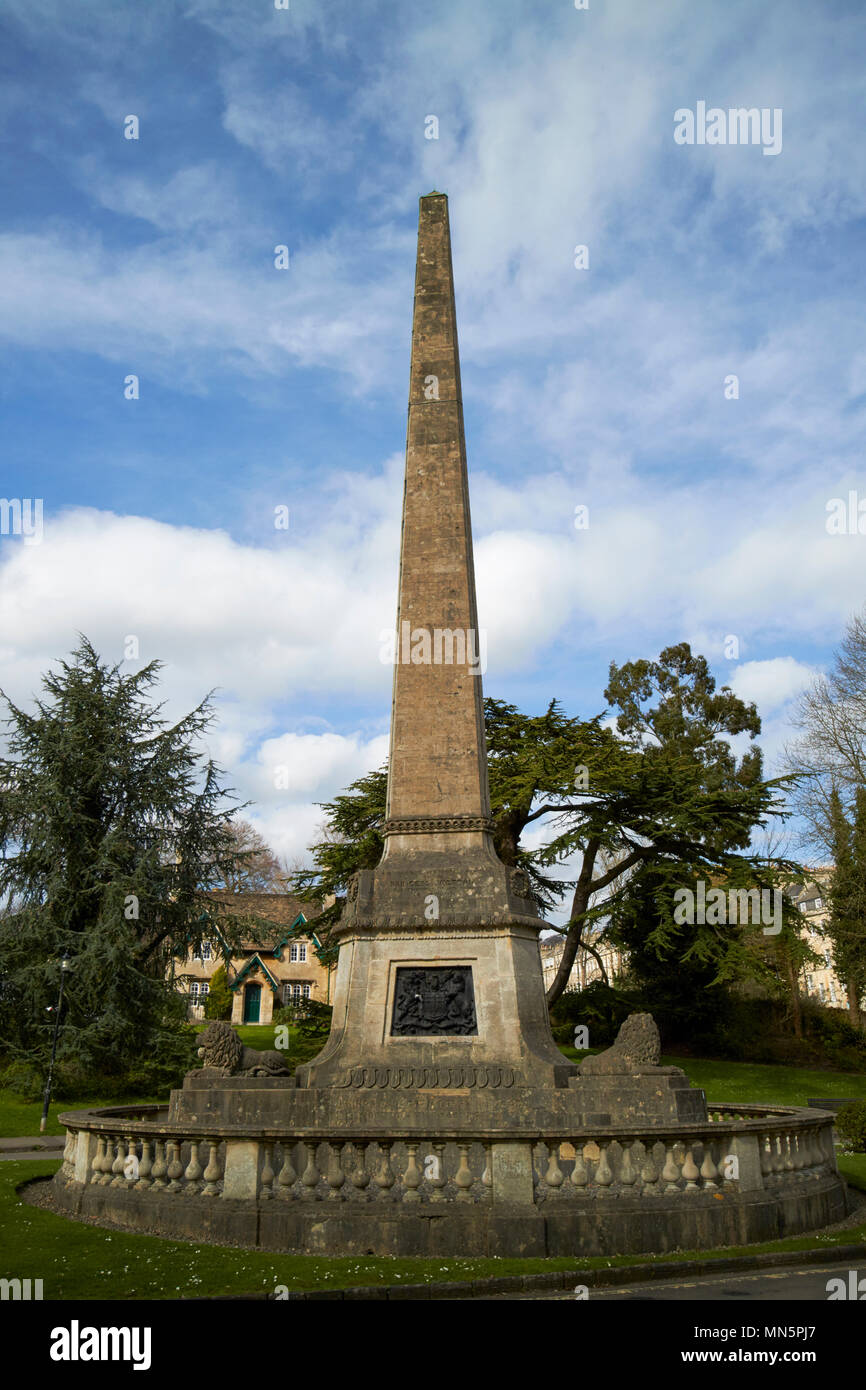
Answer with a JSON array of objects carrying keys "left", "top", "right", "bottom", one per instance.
[{"left": 40, "top": 952, "right": 73, "bottom": 1134}]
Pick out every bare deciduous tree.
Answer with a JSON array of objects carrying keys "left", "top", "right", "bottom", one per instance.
[{"left": 785, "top": 606, "right": 866, "bottom": 855}]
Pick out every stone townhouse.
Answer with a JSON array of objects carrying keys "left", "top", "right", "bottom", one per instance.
[
  {"left": 174, "top": 892, "right": 334, "bottom": 1024},
  {"left": 788, "top": 869, "right": 855, "bottom": 1012},
  {"left": 539, "top": 931, "right": 623, "bottom": 994}
]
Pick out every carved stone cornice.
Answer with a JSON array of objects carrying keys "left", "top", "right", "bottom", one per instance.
[{"left": 383, "top": 814, "right": 496, "bottom": 836}]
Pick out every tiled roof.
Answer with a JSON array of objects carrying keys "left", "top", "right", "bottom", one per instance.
[{"left": 203, "top": 891, "right": 322, "bottom": 949}]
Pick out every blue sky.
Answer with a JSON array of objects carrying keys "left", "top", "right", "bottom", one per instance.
[{"left": 1, "top": 0, "right": 865, "bottom": 876}]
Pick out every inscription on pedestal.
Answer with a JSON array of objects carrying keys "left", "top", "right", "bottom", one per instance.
[{"left": 391, "top": 966, "right": 477, "bottom": 1035}]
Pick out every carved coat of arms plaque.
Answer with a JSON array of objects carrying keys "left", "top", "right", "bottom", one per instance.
[{"left": 391, "top": 966, "right": 477, "bottom": 1036}]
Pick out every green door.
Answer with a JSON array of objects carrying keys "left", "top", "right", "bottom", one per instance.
[{"left": 243, "top": 983, "right": 261, "bottom": 1023}]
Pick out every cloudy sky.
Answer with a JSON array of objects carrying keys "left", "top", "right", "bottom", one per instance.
[{"left": 1, "top": 0, "right": 864, "bottom": 878}]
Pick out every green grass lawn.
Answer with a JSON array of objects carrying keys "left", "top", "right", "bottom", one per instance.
[
  {"left": 841, "top": 1152, "right": 866, "bottom": 1190},
  {"left": 0, "top": 1025, "right": 305, "bottom": 1137},
  {"left": 559, "top": 1047, "right": 866, "bottom": 1107},
  {"left": 1, "top": 1155, "right": 863, "bottom": 1300},
  {"left": 0, "top": 1095, "right": 165, "bottom": 1140}
]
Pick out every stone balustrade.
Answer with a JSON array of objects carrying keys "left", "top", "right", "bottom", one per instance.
[{"left": 56, "top": 1102, "right": 839, "bottom": 1208}]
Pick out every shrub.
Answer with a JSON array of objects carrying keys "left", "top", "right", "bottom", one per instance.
[
  {"left": 804, "top": 1004, "right": 866, "bottom": 1053},
  {"left": 296, "top": 1000, "right": 333, "bottom": 1039},
  {"left": 836, "top": 1100, "right": 866, "bottom": 1153},
  {"left": 549, "top": 980, "right": 636, "bottom": 1048},
  {"left": 0, "top": 1058, "right": 44, "bottom": 1100},
  {"left": 203, "top": 966, "right": 233, "bottom": 1020},
  {"left": 273, "top": 1000, "right": 333, "bottom": 1037}
]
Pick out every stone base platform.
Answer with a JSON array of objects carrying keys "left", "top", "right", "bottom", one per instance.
[
  {"left": 46, "top": 1171, "right": 849, "bottom": 1259},
  {"left": 168, "top": 1070, "right": 707, "bottom": 1131},
  {"left": 53, "top": 1100, "right": 848, "bottom": 1259}
]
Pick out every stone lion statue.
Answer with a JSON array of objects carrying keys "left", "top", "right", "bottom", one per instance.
[
  {"left": 192, "top": 1021, "right": 290, "bottom": 1077},
  {"left": 579, "top": 1012, "right": 661, "bottom": 1074}
]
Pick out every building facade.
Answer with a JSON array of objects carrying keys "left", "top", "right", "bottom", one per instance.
[
  {"left": 538, "top": 868, "right": 859, "bottom": 1016},
  {"left": 787, "top": 869, "right": 854, "bottom": 1011},
  {"left": 174, "top": 893, "right": 334, "bottom": 1024},
  {"left": 539, "top": 931, "right": 623, "bottom": 995}
]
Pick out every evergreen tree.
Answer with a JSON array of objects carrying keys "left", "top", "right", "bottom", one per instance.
[
  {"left": 827, "top": 787, "right": 866, "bottom": 1027},
  {"left": 0, "top": 637, "right": 250, "bottom": 1076},
  {"left": 202, "top": 964, "right": 234, "bottom": 1020},
  {"left": 289, "top": 645, "right": 795, "bottom": 1011}
]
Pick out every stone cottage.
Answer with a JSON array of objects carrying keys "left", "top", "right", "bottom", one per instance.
[{"left": 174, "top": 892, "right": 334, "bottom": 1024}]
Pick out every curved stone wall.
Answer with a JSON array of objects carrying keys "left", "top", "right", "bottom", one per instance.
[{"left": 47, "top": 1102, "right": 850, "bottom": 1258}]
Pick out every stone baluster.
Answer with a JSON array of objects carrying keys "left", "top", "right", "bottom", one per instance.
[
  {"left": 759, "top": 1132, "right": 774, "bottom": 1181},
  {"left": 326, "top": 1143, "right": 347, "bottom": 1201},
  {"left": 107, "top": 1139, "right": 122, "bottom": 1184},
  {"left": 681, "top": 1140, "right": 701, "bottom": 1192},
  {"left": 570, "top": 1142, "right": 589, "bottom": 1191},
  {"left": 96, "top": 1135, "right": 109, "bottom": 1184},
  {"left": 402, "top": 1143, "right": 422, "bottom": 1203},
  {"left": 427, "top": 1142, "right": 447, "bottom": 1203},
  {"left": 454, "top": 1143, "right": 474, "bottom": 1203},
  {"left": 102, "top": 1135, "right": 116, "bottom": 1185},
  {"left": 107, "top": 1139, "right": 124, "bottom": 1184},
  {"left": 123, "top": 1134, "right": 139, "bottom": 1186},
  {"left": 259, "top": 1142, "right": 275, "bottom": 1201},
  {"left": 201, "top": 1140, "right": 222, "bottom": 1197},
  {"left": 769, "top": 1132, "right": 784, "bottom": 1181},
  {"left": 797, "top": 1128, "right": 812, "bottom": 1172},
  {"left": 151, "top": 1139, "right": 168, "bottom": 1190},
  {"left": 661, "top": 1142, "right": 680, "bottom": 1193},
  {"left": 481, "top": 1144, "right": 492, "bottom": 1200},
  {"left": 108, "top": 1136, "right": 123, "bottom": 1184},
  {"left": 300, "top": 1141, "right": 321, "bottom": 1201},
  {"left": 183, "top": 1139, "right": 202, "bottom": 1195},
  {"left": 166, "top": 1139, "right": 184, "bottom": 1192},
  {"left": 802, "top": 1127, "right": 817, "bottom": 1171},
  {"left": 781, "top": 1131, "right": 795, "bottom": 1173},
  {"left": 349, "top": 1142, "right": 371, "bottom": 1201},
  {"left": 97, "top": 1135, "right": 110, "bottom": 1183},
  {"left": 173, "top": 1139, "right": 195, "bottom": 1195},
  {"left": 276, "top": 1143, "right": 298, "bottom": 1200},
  {"left": 61, "top": 1130, "right": 75, "bottom": 1178},
  {"left": 90, "top": 1135, "right": 107, "bottom": 1185},
  {"left": 640, "top": 1140, "right": 660, "bottom": 1195},
  {"left": 619, "top": 1140, "right": 638, "bottom": 1192},
  {"left": 594, "top": 1141, "right": 613, "bottom": 1195},
  {"left": 135, "top": 1139, "right": 153, "bottom": 1190},
  {"left": 699, "top": 1140, "right": 719, "bottom": 1190},
  {"left": 542, "top": 1141, "right": 565, "bottom": 1196},
  {"left": 373, "top": 1142, "right": 396, "bottom": 1202}
]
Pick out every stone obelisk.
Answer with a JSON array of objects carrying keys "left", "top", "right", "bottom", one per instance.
[{"left": 299, "top": 193, "right": 573, "bottom": 1093}]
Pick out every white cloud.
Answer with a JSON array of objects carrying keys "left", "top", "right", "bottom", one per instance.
[{"left": 727, "top": 657, "right": 817, "bottom": 715}]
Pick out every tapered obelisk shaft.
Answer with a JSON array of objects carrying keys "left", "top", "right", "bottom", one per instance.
[
  {"left": 298, "top": 193, "right": 573, "bottom": 1095},
  {"left": 385, "top": 193, "right": 491, "bottom": 835}
]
